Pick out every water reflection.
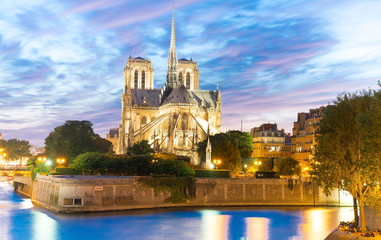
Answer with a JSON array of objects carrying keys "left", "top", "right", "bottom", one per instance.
[
  {"left": 201, "top": 210, "right": 230, "bottom": 240},
  {"left": 0, "top": 183, "right": 354, "bottom": 240},
  {"left": 300, "top": 208, "right": 353, "bottom": 240},
  {"left": 33, "top": 211, "right": 58, "bottom": 240},
  {"left": 246, "top": 217, "right": 270, "bottom": 240}
]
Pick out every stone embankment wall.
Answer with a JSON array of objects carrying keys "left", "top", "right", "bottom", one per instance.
[
  {"left": 14, "top": 175, "right": 346, "bottom": 213},
  {"left": 13, "top": 176, "right": 33, "bottom": 197}
]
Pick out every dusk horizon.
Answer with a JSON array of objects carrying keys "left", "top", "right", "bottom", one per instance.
[{"left": 1, "top": 0, "right": 381, "bottom": 146}]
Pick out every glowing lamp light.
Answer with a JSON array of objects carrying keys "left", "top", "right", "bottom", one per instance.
[
  {"left": 56, "top": 158, "right": 65, "bottom": 165},
  {"left": 45, "top": 160, "right": 52, "bottom": 166},
  {"left": 38, "top": 157, "right": 47, "bottom": 162}
]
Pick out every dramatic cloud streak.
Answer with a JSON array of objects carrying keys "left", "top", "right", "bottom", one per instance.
[{"left": 1, "top": 0, "right": 381, "bottom": 146}]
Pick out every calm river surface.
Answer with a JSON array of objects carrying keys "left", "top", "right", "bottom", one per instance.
[{"left": 0, "top": 181, "right": 353, "bottom": 240}]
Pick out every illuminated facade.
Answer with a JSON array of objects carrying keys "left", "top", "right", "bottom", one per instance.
[
  {"left": 250, "top": 123, "right": 291, "bottom": 160},
  {"left": 291, "top": 106, "right": 325, "bottom": 168},
  {"left": 117, "top": 8, "right": 222, "bottom": 164}
]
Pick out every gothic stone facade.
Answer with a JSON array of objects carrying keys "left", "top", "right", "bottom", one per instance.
[{"left": 117, "top": 9, "right": 222, "bottom": 164}]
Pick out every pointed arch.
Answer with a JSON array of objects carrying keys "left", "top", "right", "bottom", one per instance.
[
  {"left": 142, "top": 70, "right": 146, "bottom": 89},
  {"left": 186, "top": 72, "right": 190, "bottom": 89},
  {"left": 134, "top": 70, "right": 138, "bottom": 89},
  {"left": 179, "top": 72, "right": 183, "bottom": 85},
  {"left": 181, "top": 114, "right": 188, "bottom": 130},
  {"left": 141, "top": 116, "right": 147, "bottom": 125}
]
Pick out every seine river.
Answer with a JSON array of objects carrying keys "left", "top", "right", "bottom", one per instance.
[{"left": 0, "top": 181, "right": 353, "bottom": 240}]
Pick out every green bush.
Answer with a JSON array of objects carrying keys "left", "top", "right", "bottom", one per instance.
[
  {"left": 195, "top": 169, "right": 230, "bottom": 178},
  {"left": 150, "top": 159, "right": 195, "bottom": 177},
  {"left": 71, "top": 152, "right": 194, "bottom": 177},
  {"left": 53, "top": 167, "right": 83, "bottom": 175},
  {"left": 70, "top": 152, "right": 109, "bottom": 175}
]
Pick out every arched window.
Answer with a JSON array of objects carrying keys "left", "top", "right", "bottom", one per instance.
[
  {"left": 141, "top": 116, "right": 147, "bottom": 125},
  {"left": 141, "top": 70, "right": 145, "bottom": 89},
  {"left": 186, "top": 72, "right": 190, "bottom": 89},
  {"left": 179, "top": 72, "right": 183, "bottom": 85},
  {"left": 181, "top": 114, "right": 188, "bottom": 130},
  {"left": 134, "top": 70, "right": 138, "bottom": 89}
]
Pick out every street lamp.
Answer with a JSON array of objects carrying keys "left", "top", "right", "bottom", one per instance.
[
  {"left": 213, "top": 159, "right": 221, "bottom": 169},
  {"left": 254, "top": 161, "right": 262, "bottom": 171},
  {"left": 56, "top": 158, "right": 65, "bottom": 166},
  {"left": 37, "top": 156, "right": 47, "bottom": 163}
]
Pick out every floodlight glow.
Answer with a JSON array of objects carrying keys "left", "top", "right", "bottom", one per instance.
[{"left": 45, "top": 160, "right": 52, "bottom": 166}]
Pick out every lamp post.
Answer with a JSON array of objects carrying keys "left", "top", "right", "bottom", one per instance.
[
  {"left": 213, "top": 159, "right": 221, "bottom": 170},
  {"left": 254, "top": 160, "right": 262, "bottom": 171},
  {"left": 56, "top": 158, "right": 65, "bottom": 167}
]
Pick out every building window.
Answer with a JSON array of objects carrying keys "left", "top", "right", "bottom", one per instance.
[
  {"left": 141, "top": 116, "right": 147, "bottom": 125},
  {"left": 141, "top": 70, "right": 145, "bottom": 89},
  {"left": 179, "top": 72, "right": 183, "bottom": 85},
  {"left": 134, "top": 70, "right": 138, "bottom": 89},
  {"left": 186, "top": 72, "right": 190, "bottom": 89},
  {"left": 181, "top": 114, "right": 188, "bottom": 130}
]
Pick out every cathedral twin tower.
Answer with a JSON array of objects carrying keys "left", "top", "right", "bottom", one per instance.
[{"left": 117, "top": 8, "right": 222, "bottom": 164}]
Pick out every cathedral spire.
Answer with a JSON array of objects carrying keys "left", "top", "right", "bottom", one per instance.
[{"left": 166, "top": 7, "right": 179, "bottom": 88}]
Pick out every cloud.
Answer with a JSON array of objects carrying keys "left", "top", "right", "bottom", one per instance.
[{"left": 1, "top": 0, "right": 381, "bottom": 146}]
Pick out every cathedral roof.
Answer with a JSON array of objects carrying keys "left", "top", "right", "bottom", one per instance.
[
  {"left": 131, "top": 89, "right": 161, "bottom": 107},
  {"left": 163, "top": 84, "right": 197, "bottom": 104},
  {"left": 191, "top": 90, "right": 218, "bottom": 108},
  {"left": 179, "top": 58, "right": 189, "bottom": 61},
  {"left": 134, "top": 56, "right": 145, "bottom": 60}
]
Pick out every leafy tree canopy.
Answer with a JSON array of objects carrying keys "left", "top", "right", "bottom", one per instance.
[
  {"left": 212, "top": 140, "right": 242, "bottom": 172},
  {"left": 197, "top": 130, "right": 253, "bottom": 162},
  {"left": 128, "top": 140, "right": 155, "bottom": 155},
  {"left": 71, "top": 152, "right": 194, "bottom": 177},
  {"left": 0, "top": 138, "right": 31, "bottom": 160},
  {"left": 313, "top": 86, "right": 381, "bottom": 231},
  {"left": 45, "top": 120, "right": 112, "bottom": 163},
  {"left": 278, "top": 157, "right": 300, "bottom": 178}
]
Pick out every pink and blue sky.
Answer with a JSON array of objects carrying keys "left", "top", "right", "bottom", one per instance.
[{"left": 1, "top": 0, "right": 381, "bottom": 146}]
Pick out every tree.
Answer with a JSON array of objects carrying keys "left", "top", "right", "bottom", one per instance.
[
  {"left": 71, "top": 152, "right": 109, "bottom": 175},
  {"left": 313, "top": 88, "right": 381, "bottom": 232},
  {"left": 212, "top": 140, "right": 241, "bottom": 172},
  {"left": 45, "top": 120, "right": 111, "bottom": 163},
  {"left": 225, "top": 131, "right": 253, "bottom": 158},
  {"left": 278, "top": 157, "right": 300, "bottom": 178},
  {"left": 128, "top": 140, "right": 155, "bottom": 155},
  {"left": 197, "top": 131, "right": 253, "bottom": 162},
  {"left": 0, "top": 138, "right": 31, "bottom": 161}
]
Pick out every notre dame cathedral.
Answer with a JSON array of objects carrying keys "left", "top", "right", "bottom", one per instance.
[{"left": 117, "top": 8, "right": 222, "bottom": 164}]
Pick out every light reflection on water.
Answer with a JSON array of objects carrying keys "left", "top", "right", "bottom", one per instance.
[{"left": 0, "top": 182, "right": 353, "bottom": 240}]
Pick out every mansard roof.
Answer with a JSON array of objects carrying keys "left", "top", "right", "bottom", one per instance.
[
  {"left": 131, "top": 89, "right": 161, "bottom": 107},
  {"left": 163, "top": 84, "right": 197, "bottom": 104}
]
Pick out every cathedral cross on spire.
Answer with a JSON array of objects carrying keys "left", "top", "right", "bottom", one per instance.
[{"left": 166, "top": 6, "right": 179, "bottom": 88}]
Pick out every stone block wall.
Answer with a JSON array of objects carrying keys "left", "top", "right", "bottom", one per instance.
[{"left": 14, "top": 175, "right": 344, "bottom": 213}]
